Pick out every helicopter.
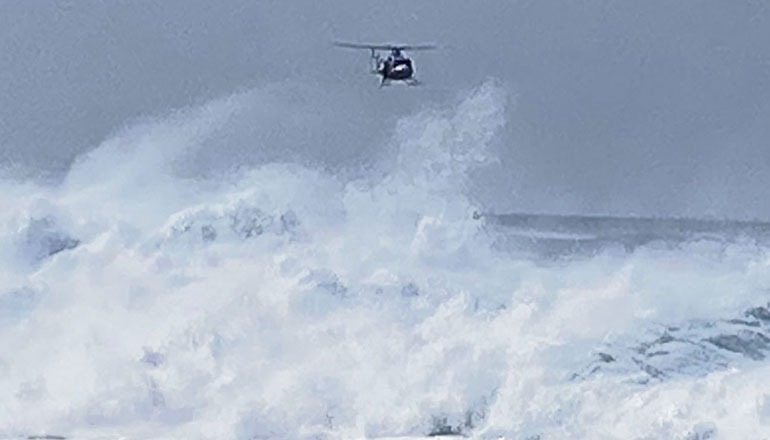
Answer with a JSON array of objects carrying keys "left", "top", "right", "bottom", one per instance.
[{"left": 334, "top": 41, "right": 436, "bottom": 87}]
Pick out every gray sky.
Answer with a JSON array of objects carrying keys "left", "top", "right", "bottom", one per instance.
[{"left": 1, "top": 1, "right": 769, "bottom": 219}]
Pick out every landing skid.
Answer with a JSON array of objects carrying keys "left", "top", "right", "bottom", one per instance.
[{"left": 378, "top": 78, "right": 421, "bottom": 88}]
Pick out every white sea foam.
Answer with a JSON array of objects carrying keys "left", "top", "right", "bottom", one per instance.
[{"left": 2, "top": 80, "right": 770, "bottom": 439}]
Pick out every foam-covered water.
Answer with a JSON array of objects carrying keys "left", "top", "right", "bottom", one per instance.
[{"left": 2, "top": 80, "right": 770, "bottom": 439}]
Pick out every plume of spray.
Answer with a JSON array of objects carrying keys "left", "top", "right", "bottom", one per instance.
[{"left": 0, "top": 80, "right": 510, "bottom": 439}]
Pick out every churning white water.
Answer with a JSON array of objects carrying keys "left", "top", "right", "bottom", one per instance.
[{"left": 2, "top": 81, "right": 770, "bottom": 439}]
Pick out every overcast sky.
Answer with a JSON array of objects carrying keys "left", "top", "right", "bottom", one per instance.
[{"left": 1, "top": 1, "right": 769, "bottom": 219}]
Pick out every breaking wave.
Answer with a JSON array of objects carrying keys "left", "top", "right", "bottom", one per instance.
[{"left": 2, "top": 80, "right": 770, "bottom": 439}]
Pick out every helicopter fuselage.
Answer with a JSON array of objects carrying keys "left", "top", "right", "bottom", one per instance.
[{"left": 379, "top": 57, "right": 414, "bottom": 80}]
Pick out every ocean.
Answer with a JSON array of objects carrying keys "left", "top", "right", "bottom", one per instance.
[{"left": 2, "top": 81, "right": 770, "bottom": 439}]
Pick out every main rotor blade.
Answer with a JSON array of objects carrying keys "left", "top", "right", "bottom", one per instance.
[
  {"left": 334, "top": 41, "right": 437, "bottom": 51},
  {"left": 397, "top": 44, "right": 437, "bottom": 51},
  {"left": 333, "top": 41, "right": 390, "bottom": 50}
]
